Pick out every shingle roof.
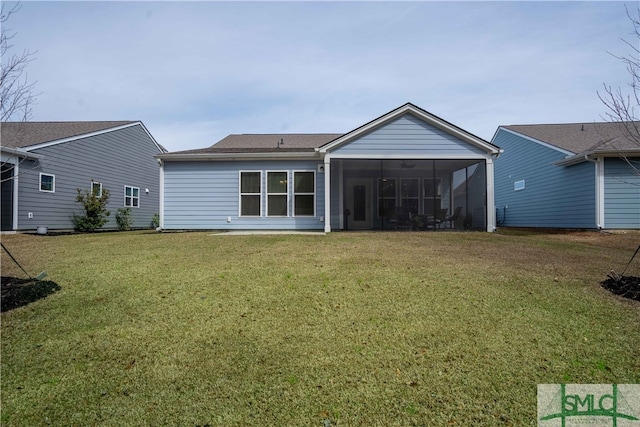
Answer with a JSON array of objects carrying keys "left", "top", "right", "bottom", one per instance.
[
  {"left": 170, "top": 133, "right": 343, "bottom": 155},
  {"left": 1, "top": 121, "right": 135, "bottom": 149},
  {"left": 503, "top": 121, "right": 640, "bottom": 154}
]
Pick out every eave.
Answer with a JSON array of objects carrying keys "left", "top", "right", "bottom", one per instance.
[
  {"left": 1, "top": 146, "right": 44, "bottom": 161},
  {"left": 555, "top": 149, "right": 640, "bottom": 166},
  {"left": 155, "top": 151, "right": 323, "bottom": 162}
]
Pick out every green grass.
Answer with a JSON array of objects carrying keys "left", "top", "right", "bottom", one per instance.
[{"left": 1, "top": 230, "right": 639, "bottom": 426}]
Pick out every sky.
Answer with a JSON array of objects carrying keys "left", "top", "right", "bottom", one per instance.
[{"left": 3, "top": 1, "right": 637, "bottom": 152}]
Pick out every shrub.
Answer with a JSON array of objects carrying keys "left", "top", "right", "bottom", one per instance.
[
  {"left": 72, "top": 188, "right": 110, "bottom": 232},
  {"left": 151, "top": 213, "right": 160, "bottom": 229},
  {"left": 116, "top": 208, "right": 133, "bottom": 231}
]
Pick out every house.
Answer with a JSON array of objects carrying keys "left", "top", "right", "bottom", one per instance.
[
  {"left": 492, "top": 121, "right": 640, "bottom": 229},
  {"left": 1, "top": 121, "right": 166, "bottom": 232},
  {"left": 156, "top": 103, "right": 501, "bottom": 232}
]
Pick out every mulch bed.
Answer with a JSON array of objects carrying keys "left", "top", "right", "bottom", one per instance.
[
  {"left": 601, "top": 275, "right": 640, "bottom": 302},
  {"left": 1, "top": 277, "right": 61, "bottom": 312}
]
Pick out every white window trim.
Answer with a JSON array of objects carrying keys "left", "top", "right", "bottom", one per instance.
[
  {"left": 92, "top": 181, "right": 103, "bottom": 197},
  {"left": 266, "top": 170, "right": 289, "bottom": 217},
  {"left": 124, "top": 185, "right": 140, "bottom": 208},
  {"left": 514, "top": 179, "right": 525, "bottom": 191},
  {"left": 239, "top": 170, "right": 262, "bottom": 217},
  {"left": 293, "top": 170, "right": 316, "bottom": 217},
  {"left": 39, "top": 173, "right": 55, "bottom": 193}
]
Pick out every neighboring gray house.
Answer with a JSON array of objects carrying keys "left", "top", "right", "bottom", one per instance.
[
  {"left": 157, "top": 103, "right": 502, "bottom": 232},
  {"left": 1, "top": 121, "right": 166, "bottom": 231},
  {"left": 492, "top": 122, "right": 640, "bottom": 229}
]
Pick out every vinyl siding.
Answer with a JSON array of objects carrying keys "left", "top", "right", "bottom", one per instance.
[
  {"left": 331, "top": 114, "right": 487, "bottom": 157},
  {"left": 604, "top": 158, "right": 640, "bottom": 229},
  {"left": 163, "top": 160, "right": 325, "bottom": 230},
  {"left": 16, "top": 124, "right": 162, "bottom": 230},
  {"left": 493, "top": 128, "right": 597, "bottom": 228}
]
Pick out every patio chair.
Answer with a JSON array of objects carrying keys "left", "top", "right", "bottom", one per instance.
[{"left": 444, "top": 206, "right": 462, "bottom": 229}]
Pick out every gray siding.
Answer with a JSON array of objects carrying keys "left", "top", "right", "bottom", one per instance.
[
  {"left": 493, "top": 129, "right": 597, "bottom": 228},
  {"left": 331, "top": 114, "right": 487, "bottom": 157},
  {"left": 16, "top": 124, "right": 162, "bottom": 230},
  {"left": 163, "top": 160, "right": 325, "bottom": 230},
  {"left": 604, "top": 158, "right": 640, "bottom": 229}
]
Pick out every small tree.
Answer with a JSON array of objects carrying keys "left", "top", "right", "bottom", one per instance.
[
  {"left": 72, "top": 188, "right": 111, "bottom": 232},
  {"left": 115, "top": 207, "right": 133, "bottom": 231}
]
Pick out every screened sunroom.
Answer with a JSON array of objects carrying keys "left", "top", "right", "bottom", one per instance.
[{"left": 329, "top": 158, "right": 488, "bottom": 231}]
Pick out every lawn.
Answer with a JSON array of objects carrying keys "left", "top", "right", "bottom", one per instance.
[{"left": 1, "top": 230, "right": 639, "bottom": 426}]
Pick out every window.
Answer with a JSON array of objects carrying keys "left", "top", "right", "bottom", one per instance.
[
  {"left": 240, "top": 171, "right": 261, "bottom": 216},
  {"left": 124, "top": 186, "right": 139, "bottom": 207},
  {"left": 378, "top": 178, "right": 396, "bottom": 217},
  {"left": 267, "top": 171, "right": 288, "bottom": 216},
  {"left": 293, "top": 171, "right": 315, "bottom": 216},
  {"left": 514, "top": 180, "right": 525, "bottom": 191},
  {"left": 39, "top": 173, "right": 55, "bottom": 192},
  {"left": 92, "top": 181, "right": 102, "bottom": 197},
  {"left": 423, "top": 178, "right": 442, "bottom": 215}
]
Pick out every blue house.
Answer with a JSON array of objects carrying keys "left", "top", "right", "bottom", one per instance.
[
  {"left": 492, "top": 122, "right": 640, "bottom": 229},
  {"left": 157, "top": 103, "right": 501, "bottom": 232},
  {"left": 1, "top": 121, "right": 165, "bottom": 231}
]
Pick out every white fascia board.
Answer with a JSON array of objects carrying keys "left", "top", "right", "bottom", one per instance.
[
  {"left": 23, "top": 122, "right": 142, "bottom": 152},
  {"left": 1, "top": 146, "right": 43, "bottom": 161},
  {"left": 555, "top": 149, "right": 640, "bottom": 166},
  {"left": 156, "top": 151, "right": 323, "bottom": 162},
  {"left": 327, "top": 153, "right": 491, "bottom": 160},
  {"left": 135, "top": 122, "right": 167, "bottom": 153},
  {"left": 499, "top": 127, "right": 575, "bottom": 156},
  {"left": 319, "top": 104, "right": 500, "bottom": 155}
]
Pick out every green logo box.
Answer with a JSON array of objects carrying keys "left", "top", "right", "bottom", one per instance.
[{"left": 538, "top": 384, "right": 640, "bottom": 426}]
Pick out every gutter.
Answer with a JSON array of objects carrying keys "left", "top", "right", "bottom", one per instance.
[
  {"left": 1, "top": 146, "right": 44, "bottom": 161},
  {"left": 155, "top": 151, "right": 323, "bottom": 162}
]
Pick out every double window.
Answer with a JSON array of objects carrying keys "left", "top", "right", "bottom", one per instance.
[{"left": 239, "top": 170, "right": 315, "bottom": 217}]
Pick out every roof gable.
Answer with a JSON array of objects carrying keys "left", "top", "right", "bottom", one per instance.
[
  {"left": 318, "top": 103, "right": 499, "bottom": 155},
  {"left": 502, "top": 122, "right": 640, "bottom": 154}
]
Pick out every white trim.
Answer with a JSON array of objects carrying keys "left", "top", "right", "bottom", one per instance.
[
  {"left": 39, "top": 172, "right": 55, "bottom": 193},
  {"left": 266, "top": 170, "right": 289, "bottom": 217},
  {"left": 124, "top": 185, "right": 140, "bottom": 208},
  {"left": 91, "top": 181, "right": 103, "bottom": 197},
  {"left": 1, "top": 146, "right": 43, "bottom": 161},
  {"left": 292, "top": 170, "right": 316, "bottom": 217},
  {"left": 325, "top": 153, "right": 491, "bottom": 160},
  {"left": 595, "top": 158, "right": 605, "bottom": 229},
  {"left": 239, "top": 170, "right": 262, "bottom": 217},
  {"left": 159, "top": 160, "right": 164, "bottom": 229},
  {"left": 324, "top": 156, "right": 332, "bottom": 232},
  {"left": 12, "top": 162, "right": 19, "bottom": 230},
  {"left": 318, "top": 104, "right": 500, "bottom": 155},
  {"left": 498, "top": 127, "right": 575, "bottom": 157},
  {"left": 485, "top": 158, "right": 496, "bottom": 232}
]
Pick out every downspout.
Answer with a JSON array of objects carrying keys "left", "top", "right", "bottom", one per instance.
[{"left": 583, "top": 154, "right": 604, "bottom": 230}]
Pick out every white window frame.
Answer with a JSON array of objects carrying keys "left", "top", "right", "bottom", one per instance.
[
  {"left": 91, "top": 181, "right": 102, "bottom": 197},
  {"left": 39, "top": 173, "right": 55, "bottom": 193},
  {"left": 293, "top": 170, "right": 316, "bottom": 217},
  {"left": 239, "top": 170, "right": 262, "bottom": 217},
  {"left": 266, "top": 170, "right": 289, "bottom": 217},
  {"left": 514, "top": 180, "right": 525, "bottom": 191},
  {"left": 124, "top": 185, "right": 140, "bottom": 208}
]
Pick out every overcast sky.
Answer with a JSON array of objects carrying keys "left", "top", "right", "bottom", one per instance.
[{"left": 4, "top": 1, "right": 637, "bottom": 152}]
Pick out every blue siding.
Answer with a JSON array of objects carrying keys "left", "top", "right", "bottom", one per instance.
[
  {"left": 332, "top": 114, "right": 487, "bottom": 157},
  {"left": 493, "top": 129, "right": 597, "bottom": 228},
  {"left": 163, "top": 160, "right": 325, "bottom": 230},
  {"left": 16, "top": 125, "right": 162, "bottom": 230},
  {"left": 604, "top": 158, "right": 640, "bottom": 229}
]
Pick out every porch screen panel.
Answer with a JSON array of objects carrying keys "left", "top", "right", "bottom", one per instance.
[{"left": 240, "top": 171, "right": 261, "bottom": 216}]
